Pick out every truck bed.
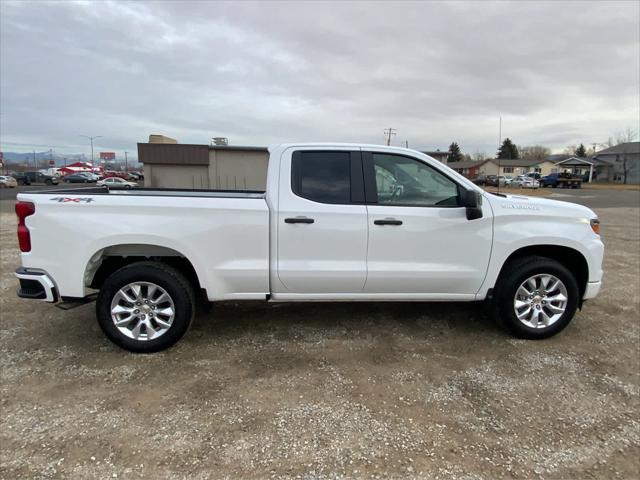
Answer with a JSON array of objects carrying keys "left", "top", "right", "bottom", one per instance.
[{"left": 17, "top": 187, "right": 270, "bottom": 300}]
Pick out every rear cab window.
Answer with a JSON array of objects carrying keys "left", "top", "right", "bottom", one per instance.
[{"left": 291, "top": 151, "right": 364, "bottom": 204}]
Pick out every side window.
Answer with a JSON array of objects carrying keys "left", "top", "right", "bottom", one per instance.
[
  {"left": 370, "top": 153, "right": 461, "bottom": 207},
  {"left": 291, "top": 151, "right": 352, "bottom": 204}
]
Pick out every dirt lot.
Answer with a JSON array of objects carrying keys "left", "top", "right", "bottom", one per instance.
[{"left": 1, "top": 205, "right": 639, "bottom": 479}]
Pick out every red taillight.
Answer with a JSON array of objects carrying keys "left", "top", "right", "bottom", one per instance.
[{"left": 15, "top": 201, "right": 35, "bottom": 252}]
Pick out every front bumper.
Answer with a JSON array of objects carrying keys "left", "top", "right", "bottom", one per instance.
[
  {"left": 583, "top": 281, "right": 602, "bottom": 300},
  {"left": 15, "top": 268, "right": 58, "bottom": 303}
]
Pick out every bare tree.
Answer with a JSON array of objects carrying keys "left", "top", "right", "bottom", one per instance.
[
  {"left": 615, "top": 127, "right": 638, "bottom": 184},
  {"left": 472, "top": 151, "right": 487, "bottom": 161},
  {"left": 521, "top": 145, "right": 551, "bottom": 162}
]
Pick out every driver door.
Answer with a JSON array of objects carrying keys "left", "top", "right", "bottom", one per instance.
[{"left": 363, "top": 151, "right": 492, "bottom": 296}]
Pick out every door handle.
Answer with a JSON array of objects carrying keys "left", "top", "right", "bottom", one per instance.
[
  {"left": 285, "top": 216, "right": 315, "bottom": 224},
  {"left": 374, "top": 218, "right": 403, "bottom": 226}
]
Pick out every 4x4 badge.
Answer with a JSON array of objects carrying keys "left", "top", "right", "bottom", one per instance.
[{"left": 50, "top": 197, "right": 94, "bottom": 203}]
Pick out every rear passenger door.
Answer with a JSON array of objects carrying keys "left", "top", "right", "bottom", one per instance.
[{"left": 276, "top": 149, "right": 368, "bottom": 294}]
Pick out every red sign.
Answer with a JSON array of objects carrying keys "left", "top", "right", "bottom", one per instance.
[
  {"left": 49, "top": 160, "right": 55, "bottom": 166},
  {"left": 99, "top": 152, "right": 115, "bottom": 160}
]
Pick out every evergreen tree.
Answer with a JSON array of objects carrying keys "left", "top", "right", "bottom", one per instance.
[
  {"left": 497, "top": 138, "right": 519, "bottom": 159},
  {"left": 447, "top": 142, "right": 463, "bottom": 163},
  {"left": 575, "top": 143, "right": 587, "bottom": 157}
]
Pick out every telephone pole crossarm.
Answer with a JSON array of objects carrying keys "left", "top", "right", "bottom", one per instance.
[{"left": 383, "top": 128, "right": 397, "bottom": 146}]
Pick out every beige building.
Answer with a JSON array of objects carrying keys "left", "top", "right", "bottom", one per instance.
[
  {"left": 138, "top": 138, "right": 269, "bottom": 190},
  {"left": 448, "top": 158, "right": 558, "bottom": 180},
  {"left": 489, "top": 159, "right": 557, "bottom": 177}
]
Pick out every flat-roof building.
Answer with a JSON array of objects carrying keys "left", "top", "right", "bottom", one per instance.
[{"left": 138, "top": 136, "right": 269, "bottom": 190}]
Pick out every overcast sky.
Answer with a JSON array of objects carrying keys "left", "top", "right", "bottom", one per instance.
[{"left": 1, "top": 0, "right": 639, "bottom": 159}]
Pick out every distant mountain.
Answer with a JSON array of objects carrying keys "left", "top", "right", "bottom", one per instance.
[{"left": 1, "top": 151, "right": 89, "bottom": 167}]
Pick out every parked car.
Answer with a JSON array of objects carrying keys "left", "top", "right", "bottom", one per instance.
[
  {"left": 497, "top": 175, "right": 512, "bottom": 186},
  {"left": 83, "top": 172, "right": 102, "bottom": 181},
  {"left": 97, "top": 177, "right": 138, "bottom": 189},
  {"left": 127, "top": 172, "right": 141, "bottom": 181},
  {"left": 103, "top": 171, "right": 129, "bottom": 180},
  {"left": 0, "top": 175, "right": 18, "bottom": 188},
  {"left": 11, "top": 172, "right": 31, "bottom": 185},
  {"left": 527, "top": 172, "right": 542, "bottom": 180},
  {"left": 23, "top": 171, "right": 59, "bottom": 185},
  {"left": 512, "top": 176, "right": 540, "bottom": 189},
  {"left": 473, "top": 174, "right": 499, "bottom": 187},
  {"left": 63, "top": 173, "right": 97, "bottom": 183},
  {"left": 14, "top": 143, "right": 604, "bottom": 352}
]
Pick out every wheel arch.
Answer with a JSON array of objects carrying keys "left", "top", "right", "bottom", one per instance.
[
  {"left": 85, "top": 244, "right": 203, "bottom": 295},
  {"left": 495, "top": 244, "right": 589, "bottom": 300}
]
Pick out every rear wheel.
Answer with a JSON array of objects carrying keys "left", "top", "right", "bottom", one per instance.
[
  {"left": 491, "top": 256, "right": 579, "bottom": 339},
  {"left": 96, "top": 261, "right": 195, "bottom": 352}
]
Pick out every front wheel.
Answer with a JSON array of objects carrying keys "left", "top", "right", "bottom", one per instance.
[
  {"left": 491, "top": 256, "right": 579, "bottom": 339},
  {"left": 96, "top": 261, "right": 195, "bottom": 352}
]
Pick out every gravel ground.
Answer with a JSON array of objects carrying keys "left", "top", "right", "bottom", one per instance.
[{"left": 1, "top": 207, "right": 639, "bottom": 479}]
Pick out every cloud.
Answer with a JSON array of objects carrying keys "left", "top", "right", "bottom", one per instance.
[{"left": 1, "top": 0, "right": 638, "bottom": 159}]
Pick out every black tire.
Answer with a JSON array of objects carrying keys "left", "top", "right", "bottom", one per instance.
[
  {"left": 491, "top": 256, "right": 579, "bottom": 339},
  {"left": 96, "top": 261, "right": 195, "bottom": 353}
]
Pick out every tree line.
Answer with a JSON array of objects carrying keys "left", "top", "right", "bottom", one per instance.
[{"left": 445, "top": 126, "right": 637, "bottom": 164}]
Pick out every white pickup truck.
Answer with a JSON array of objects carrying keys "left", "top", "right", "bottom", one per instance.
[{"left": 15, "top": 144, "right": 604, "bottom": 352}]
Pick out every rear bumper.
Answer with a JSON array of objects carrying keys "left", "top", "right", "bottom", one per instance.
[
  {"left": 15, "top": 268, "right": 58, "bottom": 303},
  {"left": 583, "top": 281, "right": 602, "bottom": 300}
]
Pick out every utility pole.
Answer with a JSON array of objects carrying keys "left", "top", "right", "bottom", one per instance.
[
  {"left": 124, "top": 151, "right": 128, "bottom": 173},
  {"left": 79, "top": 135, "right": 103, "bottom": 164},
  {"left": 384, "top": 128, "right": 397, "bottom": 146},
  {"left": 403, "top": 140, "right": 409, "bottom": 148},
  {"left": 497, "top": 116, "right": 502, "bottom": 194},
  {"left": 33, "top": 150, "right": 36, "bottom": 170}
]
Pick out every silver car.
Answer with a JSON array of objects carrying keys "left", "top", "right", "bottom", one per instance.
[
  {"left": 512, "top": 175, "right": 539, "bottom": 189},
  {"left": 97, "top": 177, "right": 138, "bottom": 189},
  {"left": 0, "top": 175, "right": 18, "bottom": 188}
]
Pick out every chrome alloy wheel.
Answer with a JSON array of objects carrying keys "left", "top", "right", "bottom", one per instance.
[
  {"left": 513, "top": 274, "right": 568, "bottom": 329},
  {"left": 110, "top": 282, "right": 175, "bottom": 341}
]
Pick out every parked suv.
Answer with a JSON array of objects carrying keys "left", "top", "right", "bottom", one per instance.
[
  {"left": 473, "top": 174, "right": 499, "bottom": 187},
  {"left": 24, "top": 171, "right": 59, "bottom": 185},
  {"left": 11, "top": 172, "right": 31, "bottom": 185}
]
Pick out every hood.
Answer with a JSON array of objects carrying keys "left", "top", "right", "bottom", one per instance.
[{"left": 483, "top": 192, "right": 597, "bottom": 220}]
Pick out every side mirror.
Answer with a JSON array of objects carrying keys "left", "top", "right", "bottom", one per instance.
[{"left": 462, "top": 189, "right": 483, "bottom": 220}]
